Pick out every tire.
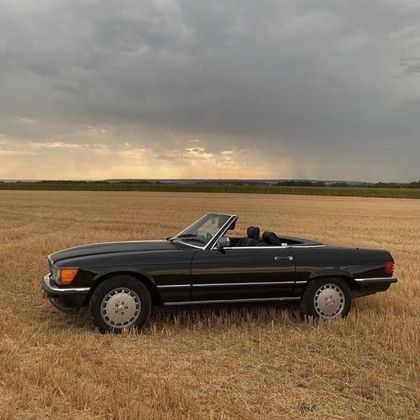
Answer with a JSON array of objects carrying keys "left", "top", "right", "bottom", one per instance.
[
  {"left": 300, "top": 277, "right": 351, "bottom": 321},
  {"left": 89, "top": 275, "right": 152, "bottom": 333}
]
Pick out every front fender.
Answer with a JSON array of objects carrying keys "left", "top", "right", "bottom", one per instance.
[
  {"left": 89, "top": 267, "right": 161, "bottom": 305},
  {"left": 92, "top": 266, "right": 156, "bottom": 286}
]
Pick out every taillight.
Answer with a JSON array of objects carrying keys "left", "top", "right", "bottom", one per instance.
[{"left": 384, "top": 261, "right": 394, "bottom": 275}]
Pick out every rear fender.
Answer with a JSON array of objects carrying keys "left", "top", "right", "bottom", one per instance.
[{"left": 309, "top": 269, "right": 357, "bottom": 289}]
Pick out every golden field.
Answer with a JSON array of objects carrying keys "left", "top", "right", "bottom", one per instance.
[{"left": 0, "top": 190, "right": 418, "bottom": 419}]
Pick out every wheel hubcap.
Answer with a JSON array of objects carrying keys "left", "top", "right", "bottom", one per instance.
[
  {"left": 101, "top": 288, "right": 141, "bottom": 328},
  {"left": 313, "top": 283, "right": 345, "bottom": 318}
]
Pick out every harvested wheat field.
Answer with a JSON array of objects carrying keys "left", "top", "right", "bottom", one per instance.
[{"left": 0, "top": 190, "right": 418, "bottom": 419}]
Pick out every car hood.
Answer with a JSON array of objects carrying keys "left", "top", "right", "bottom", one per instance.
[{"left": 49, "top": 240, "right": 176, "bottom": 264}]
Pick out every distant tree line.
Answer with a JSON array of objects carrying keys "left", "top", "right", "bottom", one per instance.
[
  {"left": 1, "top": 179, "right": 419, "bottom": 188},
  {"left": 275, "top": 180, "right": 420, "bottom": 188}
]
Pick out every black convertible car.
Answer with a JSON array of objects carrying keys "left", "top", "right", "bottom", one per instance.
[{"left": 42, "top": 213, "right": 397, "bottom": 332}]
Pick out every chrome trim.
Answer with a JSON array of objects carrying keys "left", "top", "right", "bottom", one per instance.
[
  {"left": 163, "top": 296, "right": 301, "bottom": 306},
  {"left": 42, "top": 274, "right": 91, "bottom": 295},
  {"left": 274, "top": 256, "right": 294, "bottom": 261},
  {"left": 291, "top": 245, "right": 325, "bottom": 248},
  {"left": 171, "top": 240, "right": 205, "bottom": 250},
  {"left": 192, "top": 281, "right": 296, "bottom": 287},
  {"left": 159, "top": 280, "right": 304, "bottom": 288},
  {"left": 220, "top": 245, "right": 324, "bottom": 250},
  {"left": 207, "top": 215, "right": 238, "bottom": 250},
  {"left": 354, "top": 276, "right": 398, "bottom": 283},
  {"left": 223, "top": 246, "right": 289, "bottom": 250}
]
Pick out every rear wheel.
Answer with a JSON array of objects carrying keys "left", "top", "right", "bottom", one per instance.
[
  {"left": 300, "top": 277, "right": 351, "bottom": 320},
  {"left": 89, "top": 275, "right": 151, "bottom": 333}
]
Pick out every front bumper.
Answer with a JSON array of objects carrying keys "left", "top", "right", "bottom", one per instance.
[
  {"left": 42, "top": 274, "right": 91, "bottom": 296},
  {"left": 42, "top": 274, "right": 91, "bottom": 314}
]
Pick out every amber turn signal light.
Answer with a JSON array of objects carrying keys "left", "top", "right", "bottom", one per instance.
[{"left": 59, "top": 268, "right": 79, "bottom": 285}]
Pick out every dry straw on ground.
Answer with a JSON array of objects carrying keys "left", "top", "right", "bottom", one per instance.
[{"left": 0, "top": 191, "right": 418, "bottom": 419}]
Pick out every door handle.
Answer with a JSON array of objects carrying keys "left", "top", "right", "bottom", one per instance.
[{"left": 274, "top": 256, "right": 294, "bottom": 261}]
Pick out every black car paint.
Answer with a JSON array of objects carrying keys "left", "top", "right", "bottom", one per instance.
[
  {"left": 44, "top": 230, "right": 396, "bottom": 313},
  {"left": 190, "top": 246, "right": 295, "bottom": 300}
]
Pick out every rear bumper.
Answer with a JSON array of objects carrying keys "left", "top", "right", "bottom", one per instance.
[
  {"left": 354, "top": 276, "right": 398, "bottom": 285},
  {"left": 42, "top": 274, "right": 91, "bottom": 313},
  {"left": 353, "top": 276, "right": 398, "bottom": 296}
]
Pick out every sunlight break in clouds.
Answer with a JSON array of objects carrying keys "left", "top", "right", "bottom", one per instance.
[{"left": 0, "top": 135, "right": 282, "bottom": 179}]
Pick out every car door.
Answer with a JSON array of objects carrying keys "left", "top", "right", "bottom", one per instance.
[{"left": 191, "top": 246, "right": 296, "bottom": 301}]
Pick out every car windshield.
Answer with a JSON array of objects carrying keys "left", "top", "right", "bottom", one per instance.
[{"left": 170, "top": 214, "right": 232, "bottom": 248}]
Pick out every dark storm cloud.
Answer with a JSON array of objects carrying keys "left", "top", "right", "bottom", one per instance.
[{"left": 0, "top": 0, "right": 419, "bottom": 180}]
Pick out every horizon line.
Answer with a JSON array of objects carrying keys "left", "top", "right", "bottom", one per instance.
[{"left": 1, "top": 177, "right": 418, "bottom": 184}]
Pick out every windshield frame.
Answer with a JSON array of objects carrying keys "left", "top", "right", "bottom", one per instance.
[{"left": 170, "top": 213, "right": 237, "bottom": 250}]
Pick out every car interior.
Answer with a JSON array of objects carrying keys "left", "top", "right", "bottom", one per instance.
[{"left": 227, "top": 226, "right": 304, "bottom": 247}]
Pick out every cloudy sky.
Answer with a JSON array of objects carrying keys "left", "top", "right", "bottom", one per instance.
[{"left": 0, "top": 0, "right": 419, "bottom": 181}]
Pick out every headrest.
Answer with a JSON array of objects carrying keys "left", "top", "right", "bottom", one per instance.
[
  {"left": 262, "top": 231, "right": 282, "bottom": 245},
  {"left": 247, "top": 226, "right": 260, "bottom": 240}
]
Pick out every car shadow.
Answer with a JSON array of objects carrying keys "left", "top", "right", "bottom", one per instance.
[
  {"left": 38, "top": 301, "right": 304, "bottom": 334},
  {"left": 151, "top": 301, "right": 301, "bottom": 327}
]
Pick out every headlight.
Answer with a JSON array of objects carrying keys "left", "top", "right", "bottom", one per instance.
[{"left": 54, "top": 267, "right": 79, "bottom": 285}]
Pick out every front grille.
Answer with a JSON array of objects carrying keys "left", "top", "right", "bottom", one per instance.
[
  {"left": 48, "top": 257, "right": 54, "bottom": 273},
  {"left": 48, "top": 257, "right": 59, "bottom": 283},
  {"left": 50, "top": 278, "right": 59, "bottom": 288}
]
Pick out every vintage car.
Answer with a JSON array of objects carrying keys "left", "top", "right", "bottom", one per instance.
[{"left": 42, "top": 213, "right": 397, "bottom": 332}]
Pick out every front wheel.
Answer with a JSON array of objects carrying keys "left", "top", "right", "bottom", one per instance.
[
  {"left": 300, "top": 277, "right": 351, "bottom": 320},
  {"left": 89, "top": 275, "right": 152, "bottom": 333}
]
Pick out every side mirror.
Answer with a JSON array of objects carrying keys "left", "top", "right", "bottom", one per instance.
[{"left": 217, "top": 236, "right": 230, "bottom": 248}]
